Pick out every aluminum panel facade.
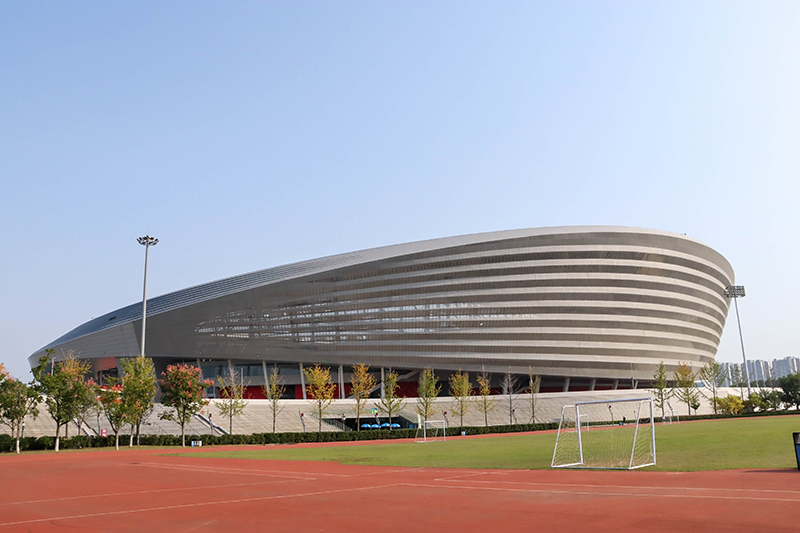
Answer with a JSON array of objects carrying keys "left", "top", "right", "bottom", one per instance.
[{"left": 30, "top": 227, "right": 734, "bottom": 382}]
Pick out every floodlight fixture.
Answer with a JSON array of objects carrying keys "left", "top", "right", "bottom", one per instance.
[
  {"left": 724, "top": 285, "right": 745, "bottom": 298},
  {"left": 137, "top": 235, "right": 159, "bottom": 358},
  {"left": 724, "top": 285, "right": 750, "bottom": 397}
]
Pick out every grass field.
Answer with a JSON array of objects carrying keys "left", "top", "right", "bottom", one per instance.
[{"left": 191, "top": 414, "right": 800, "bottom": 471}]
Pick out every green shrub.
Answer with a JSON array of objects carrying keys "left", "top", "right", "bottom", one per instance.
[{"left": 32, "top": 436, "right": 55, "bottom": 450}]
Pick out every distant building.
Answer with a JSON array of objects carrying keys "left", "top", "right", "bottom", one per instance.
[
  {"left": 772, "top": 356, "right": 800, "bottom": 380},
  {"left": 746, "top": 359, "right": 772, "bottom": 383},
  {"left": 720, "top": 356, "right": 799, "bottom": 387}
]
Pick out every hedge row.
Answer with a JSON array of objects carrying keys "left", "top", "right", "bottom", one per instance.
[
  {"left": 658, "top": 407, "right": 800, "bottom": 422},
  {"left": 0, "top": 422, "right": 559, "bottom": 453}
]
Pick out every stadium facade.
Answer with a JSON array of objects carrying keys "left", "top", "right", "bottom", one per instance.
[{"left": 30, "top": 227, "right": 735, "bottom": 399}]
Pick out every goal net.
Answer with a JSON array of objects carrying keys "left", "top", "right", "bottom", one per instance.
[
  {"left": 415, "top": 420, "right": 446, "bottom": 443},
  {"left": 551, "top": 397, "right": 656, "bottom": 470}
]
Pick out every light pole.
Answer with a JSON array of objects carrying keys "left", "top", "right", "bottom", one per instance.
[
  {"left": 724, "top": 285, "right": 750, "bottom": 397},
  {"left": 137, "top": 235, "right": 158, "bottom": 358}
]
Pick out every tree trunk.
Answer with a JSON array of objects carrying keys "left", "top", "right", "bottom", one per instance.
[
  {"left": 129, "top": 425, "right": 135, "bottom": 447},
  {"left": 16, "top": 435, "right": 20, "bottom": 454},
  {"left": 181, "top": 422, "right": 186, "bottom": 447},
  {"left": 55, "top": 422, "right": 61, "bottom": 452},
  {"left": 115, "top": 430, "right": 120, "bottom": 451}
]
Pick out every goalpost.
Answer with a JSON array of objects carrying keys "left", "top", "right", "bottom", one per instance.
[
  {"left": 415, "top": 420, "right": 446, "bottom": 443},
  {"left": 662, "top": 402, "right": 680, "bottom": 424},
  {"left": 551, "top": 397, "right": 656, "bottom": 470}
]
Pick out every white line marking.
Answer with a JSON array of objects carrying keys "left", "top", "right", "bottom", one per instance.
[
  {"left": 405, "top": 482, "right": 800, "bottom": 503},
  {"left": 134, "top": 462, "right": 315, "bottom": 480},
  {"left": 430, "top": 476, "right": 800, "bottom": 496},
  {"left": 0, "top": 483, "right": 404, "bottom": 527},
  {"left": 158, "top": 458, "right": 418, "bottom": 478},
  {"left": 0, "top": 480, "right": 284, "bottom": 507}
]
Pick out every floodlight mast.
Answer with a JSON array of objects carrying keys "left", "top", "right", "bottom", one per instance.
[
  {"left": 137, "top": 236, "right": 159, "bottom": 358},
  {"left": 724, "top": 285, "right": 750, "bottom": 397}
]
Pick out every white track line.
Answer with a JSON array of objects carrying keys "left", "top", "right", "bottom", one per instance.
[
  {"left": 405, "top": 482, "right": 800, "bottom": 503},
  {"left": 153, "top": 460, "right": 418, "bottom": 478},
  {"left": 134, "top": 462, "right": 315, "bottom": 480},
  {"left": 0, "top": 483, "right": 403, "bottom": 527},
  {"left": 430, "top": 475, "right": 800, "bottom": 496},
  {"left": 0, "top": 480, "right": 282, "bottom": 507}
]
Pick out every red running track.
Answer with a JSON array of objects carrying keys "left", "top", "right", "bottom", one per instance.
[{"left": 1, "top": 445, "right": 799, "bottom": 532}]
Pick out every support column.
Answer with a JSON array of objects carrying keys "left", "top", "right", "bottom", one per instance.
[
  {"left": 338, "top": 365, "right": 344, "bottom": 399},
  {"left": 262, "top": 361, "right": 269, "bottom": 390},
  {"left": 299, "top": 363, "right": 307, "bottom": 400},
  {"left": 562, "top": 377, "right": 570, "bottom": 393},
  {"left": 380, "top": 367, "right": 385, "bottom": 399},
  {"left": 589, "top": 378, "right": 596, "bottom": 391},
  {"left": 613, "top": 379, "right": 619, "bottom": 390}
]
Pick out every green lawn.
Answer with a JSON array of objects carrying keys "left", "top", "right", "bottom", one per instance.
[{"left": 190, "top": 415, "right": 800, "bottom": 471}]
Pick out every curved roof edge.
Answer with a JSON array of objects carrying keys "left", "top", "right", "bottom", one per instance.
[{"left": 36, "top": 226, "right": 734, "bottom": 353}]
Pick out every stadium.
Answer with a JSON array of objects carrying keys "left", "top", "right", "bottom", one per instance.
[{"left": 29, "top": 226, "right": 735, "bottom": 401}]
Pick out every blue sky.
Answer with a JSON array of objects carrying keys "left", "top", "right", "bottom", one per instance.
[{"left": 2, "top": 2, "right": 799, "bottom": 378}]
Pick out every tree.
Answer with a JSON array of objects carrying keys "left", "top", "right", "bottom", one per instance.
[
  {"left": 779, "top": 372, "right": 800, "bottom": 410},
  {"left": 651, "top": 361, "right": 672, "bottom": 419},
  {"left": 217, "top": 367, "right": 248, "bottom": 434},
  {"left": 72, "top": 377, "right": 99, "bottom": 438},
  {"left": 526, "top": 368, "right": 541, "bottom": 424},
  {"left": 729, "top": 366, "right": 745, "bottom": 399},
  {"left": 715, "top": 394, "right": 744, "bottom": 415},
  {"left": 415, "top": 368, "right": 440, "bottom": 423},
  {"left": 0, "top": 375, "right": 40, "bottom": 453},
  {"left": 159, "top": 364, "right": 213, "bottom": 447},
  {"left": 673, "top": 362, "right": 699, "bottom": 416},
  {"left": 59, "top": 356, "right": 94, "bottom": 438},
  {"left": 690, "top": 398, "right": 701, "bottom": 415},
  {"left": 120, "top": 356, "right": 157, "bottom": 446},
  {"left": 303, "top": 364, "right": 336, "bottom": 432},
  {"left": 475, "top": 370, "right": 496, "bottom": 427},
  {"left": 376, "top": 369, "right": 405, "bottom": 427},
  {"left": 448, "top": 370, "right": 472, "bottom": 428},
  {"left": 33, "top": 350, "right": 91, "bottom": 451},
  {"left": 261, "top": 366, "right": 285, "bottom": 433},
  {"left": 98, "top": 383, "right": 127, "bottom": 450},
  {"left": 742, "top": 392, "right": 765, "bottom": 413},
  {"left": 501, "top": 371, "right": 518, "bottom": 424},
  {"left": 350, "top": 364, "right": 376, "bottom": 430},
  {"left": 757, "top": 388, "right": 783, "bottom": 411},
  {"left": 698, "top": 361, "right": 726, "bottom": 415}
]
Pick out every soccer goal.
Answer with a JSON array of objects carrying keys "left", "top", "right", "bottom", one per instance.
[
  {"left": 551, "top": 397, "right": 656, "bottom": 470},
  {"left": 415, "top": 420, "right": 446, "bottom": 443},
  {"left": 662, "top": 402, "right": 680, "bottom": 424}
]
